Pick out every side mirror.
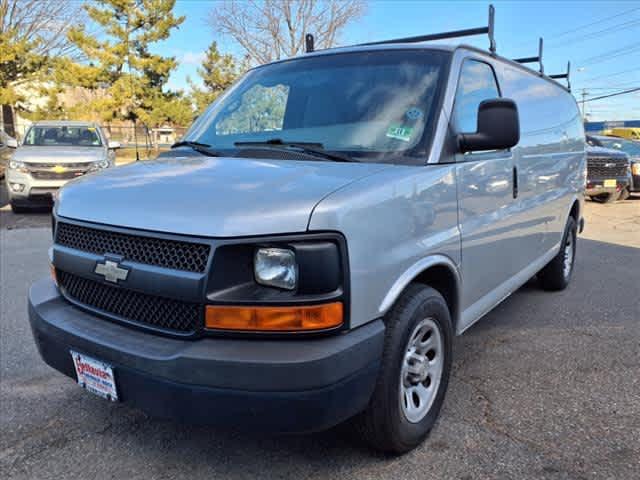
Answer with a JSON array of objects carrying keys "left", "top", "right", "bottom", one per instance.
[
  {"left": 6, "top": 137, "right": 18, "bottom": 149},
  {"left": 458, "top": 98, "right": 520, "bottom": 153},
  {"left": 107, "top": 140, "right": 121, "bottom": 149}
]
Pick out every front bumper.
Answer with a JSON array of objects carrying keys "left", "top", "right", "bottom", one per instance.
[
  {"left": 5, "top": 170, "right": 67, "bottom": 205},
  {"left": 28, "top": 278, "right": 384, "bottom": 432}
]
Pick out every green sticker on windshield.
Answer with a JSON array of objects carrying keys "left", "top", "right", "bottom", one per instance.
[{"left": 386, "top": 124, "right": 414, "bottom": 142}]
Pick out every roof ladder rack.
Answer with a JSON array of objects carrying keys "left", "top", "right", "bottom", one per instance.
[
  {"left": 513, "top": 37, "right": 544, "bottom": 75},
  {"left": 305, "top": 4, "right": 497, "bottom": 55},
  {"left": 549, "top": 61, "right": 571, "bottom": 91},
  {"left": 305, "top": 33, "right": 315, "bottom": 53}
]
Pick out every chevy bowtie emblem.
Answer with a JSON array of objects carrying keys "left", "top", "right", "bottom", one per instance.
[
  {"left": 95, "top": 260, "right": 129, "bottom": 283},
  {"left": 52, "top": 165, "right": 68, "bottom": 173}
]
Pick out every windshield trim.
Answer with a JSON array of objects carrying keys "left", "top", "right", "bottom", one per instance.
[{"left": 183, "top": 48, "right": 453, "bottom": 166}]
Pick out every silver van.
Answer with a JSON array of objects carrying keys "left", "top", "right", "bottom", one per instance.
[
  {"left": 5, "top": 121, "right": 119, "bottom": 212},
  {"left": 28, "top": 12, "right": 585, "bottom": 453}
]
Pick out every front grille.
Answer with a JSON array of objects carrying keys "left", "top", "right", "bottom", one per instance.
[
  {"left": 31, "top": 170, "right": 85, "bottom": 180},
  {"left": 57, "top": 270, "right": 202, "bottom": 334},
  {"left": 587, "top": 157, "right": 628, "bottom": 178},
  {"left": 56, "top": 222, "right": 211, "bottom": 273}
]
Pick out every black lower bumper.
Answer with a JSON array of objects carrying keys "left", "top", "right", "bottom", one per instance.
[{"left": 28, "top": 278, "right": 384, "bottom": 432}]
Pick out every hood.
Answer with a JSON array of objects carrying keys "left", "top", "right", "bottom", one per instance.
[
  {"left": 13, "top": 146, "right": 106, "bottom": 163},
  {"left": 586, "top": 145, "right": 629, "bottom": 160},
  {"left": 57, "top": 155, "right": 389, "bottom": 237}
]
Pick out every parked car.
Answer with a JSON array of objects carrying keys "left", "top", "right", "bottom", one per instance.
[
  {"left": 585, "top": 136, "right": 631, "bottom": 202},
  {"left": 587, "top": 135, "right": 640, "bottom": 198},
  {"left": 602, "top": 127, "right": 640, "bottom": 141},
  {"left": 5, "top": 121, "right": 119, "bottom": 212},
  {"left": 0, "top": 130, "right": 18, "bottom": 178},
  {"left": 28, "top": 32, "right": 586, "bottom": 453}
]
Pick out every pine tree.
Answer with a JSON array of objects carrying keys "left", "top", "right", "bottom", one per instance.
[
  {"left": 62, "top": 0, "right": 189, "bottom": 126},
  {"left": 189, "top": 41, "right": 245, "bottom": 114}
]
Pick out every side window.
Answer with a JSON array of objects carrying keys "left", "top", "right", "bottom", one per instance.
[{"left": 452, "top": 60, "right": 500, "bottom": 133}]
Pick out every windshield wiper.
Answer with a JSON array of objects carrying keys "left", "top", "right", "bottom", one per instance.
[
  {"left": 171, "top": 140, "right": 220, "bottom": 157},
  {"left": 234, "top": 139, "right": 357, "bottom": 162}
]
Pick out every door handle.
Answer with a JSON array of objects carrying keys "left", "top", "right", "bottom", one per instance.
[{"left": 512, "top": 165, "right": 518, "bottom": 199}]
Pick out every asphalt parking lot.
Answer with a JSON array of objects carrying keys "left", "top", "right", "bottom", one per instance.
[{"left": 1, "top": 183, "right": 639, "bottom": 480}]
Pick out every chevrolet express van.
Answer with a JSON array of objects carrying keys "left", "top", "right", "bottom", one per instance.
[{"left": 28, "top": 23, "right": 586, "bottom": 453}]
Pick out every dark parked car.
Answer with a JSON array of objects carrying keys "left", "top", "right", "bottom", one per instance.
[
  {"left": 587, "top": 135, "right": 640, "bottom": 199},
  {"left": 584, "top": 138, "right": 630, "bottom": 203}
]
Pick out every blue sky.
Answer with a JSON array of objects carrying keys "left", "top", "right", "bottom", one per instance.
[{"left": 158, "top": 0, "right": 639, "bottom": 121}]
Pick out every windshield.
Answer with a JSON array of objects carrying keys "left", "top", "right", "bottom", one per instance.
[
  {"left": 597, "top": 137, "right": 640, "bottom": 156},
  {"left": 23, "top": 126, "right": 103, "bottom": 147},
  {"left": 185, "top": 50, "right": 450, "bottom": 164}
]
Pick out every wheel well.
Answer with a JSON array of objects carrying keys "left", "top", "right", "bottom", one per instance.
[
  {"left": 412, "top": 264, "right": 459, "bottom": 330},
  {"left": 569, "top": 200, "right": 579, "bottom": 222}
]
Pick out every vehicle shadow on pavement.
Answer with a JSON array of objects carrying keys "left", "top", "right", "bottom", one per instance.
[
  {"left": 0, "top": 182, "right": 52, "bottom": 230},
  {"left": 2, "top": 236, "right": 639, "bottom": 479}
]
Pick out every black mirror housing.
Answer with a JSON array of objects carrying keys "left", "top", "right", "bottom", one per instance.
[{"left": 458, "top": 98, "right": 520, "bottom": 153}]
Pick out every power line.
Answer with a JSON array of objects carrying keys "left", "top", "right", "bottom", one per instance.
[
  {"left": 584, "top": 87, "right": 640, "bottom": 102},
  {"left": 579, "top": 42, "right": 640, "bottom": 64},
  {"left": 581, "top": 68, "right": 639, "bottom": 82},
  {"left": 511, "top": 7, "right": 640, "bottom": 48},
  {"left": 548, "top": 19, "right": 640, "bottom": 49},
  {"left": 549, "top": 7, "right": 640, "bottom": 39}
]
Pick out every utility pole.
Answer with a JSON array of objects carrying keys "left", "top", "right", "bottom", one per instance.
[{"left": 581, "top": 89, "right": 588, "bottom": 123}]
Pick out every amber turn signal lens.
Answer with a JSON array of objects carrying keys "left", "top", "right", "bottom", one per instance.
[
  {"left": 205, "top": 303, "right": 343, "bottom": 332},
  {"left": 50, "top": 264, "right": 57, "bottom": 285}
]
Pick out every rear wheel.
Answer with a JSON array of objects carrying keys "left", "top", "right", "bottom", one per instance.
[
  {"left": 538, "top": 216, "right": 577, "bottom": 291},
  {"left": 354, "top": 284, "right": 452, "bottom": 453}
]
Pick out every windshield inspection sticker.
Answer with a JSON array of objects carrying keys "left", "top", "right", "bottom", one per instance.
[
  {"left": 386, "top": 124, "right": 414, "bottom": 142},
  {"left": 405, "top": 107, "right": 423, "bottom": 121}
]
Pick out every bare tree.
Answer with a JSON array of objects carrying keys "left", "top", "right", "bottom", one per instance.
[
  {"left": 0, "top": 0, "right": 85, "bottom": 59},
  {"left": 209, "top": 0, "right": 366, "bottom": 65}
]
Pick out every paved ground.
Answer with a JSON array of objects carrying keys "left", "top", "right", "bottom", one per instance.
[{"left": 1, "top": 183, "right": 638, "bottom": 480}]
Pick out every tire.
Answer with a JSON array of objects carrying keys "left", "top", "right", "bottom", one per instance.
[
  {"left": 538, "top": 216, "right": 577, "bottom": 291},
  {"left": 354, "top": 284, "right": 453, "bottom": 453},
  {"left": 592, "top": 192, "right": 617, "bottom": 204},
  {"left": 618, "top": 187, "right": 630, "bottom": 201}
]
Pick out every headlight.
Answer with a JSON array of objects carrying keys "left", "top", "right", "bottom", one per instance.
[
  {"left": 89, "top": 159, "right": 110, "bottom": 171},
  {"left": 8, "top": 160, "right": 28, "bottom": 172},
  {"left": 632, "top": 162, "right": 640, "bottom": 176},
  {"left": 254, "top": 247, "right": 298, "bottom": 290}
]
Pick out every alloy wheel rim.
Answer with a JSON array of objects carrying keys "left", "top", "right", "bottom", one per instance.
[
  {"left": 400, "top": 317, "right": 444, "bottom": 423},
  {"left": 563, "top": 232, "right": 574, "bottom": 279}
]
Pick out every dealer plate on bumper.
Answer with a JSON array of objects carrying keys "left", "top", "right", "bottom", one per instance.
[{"left": 71, "top": 351, "right": 118, "bottom": 402}]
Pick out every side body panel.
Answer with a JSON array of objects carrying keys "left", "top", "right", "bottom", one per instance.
[
  {"left": 308, "top": 165, "right": 460, "bottom": 329},
  {"left": 452, "top": 49, "right": 585, "bottom": 332},
  {"left": 495, "top": 63, "right": 585, "bottom": 253}
]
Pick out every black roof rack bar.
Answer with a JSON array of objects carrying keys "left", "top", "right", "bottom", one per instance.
[
  {"left": 356, "top": 4, "right": 497, "bottom": 54},
  {"left": 549, "top": 61, "right": 571, "bottom": 91},
  {"left": 305, "top": 33, "right": 315, "bottom": 53},
  {"left": 513, "top": 38, "right": 544, "bottom": 74}
]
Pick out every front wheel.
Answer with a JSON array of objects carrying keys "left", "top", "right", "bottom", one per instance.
[
  {"left": 354, "top": 284, "right": 453, "bottom": 453},
  {"left": 592, "top": 192, "right": 618, "bottom": 204},
  {"left": 618, "top": 187, "right": 630, "bottom": 201},
  {"left": 538, "top": 216, "right": 577, "bottom": 291}
]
